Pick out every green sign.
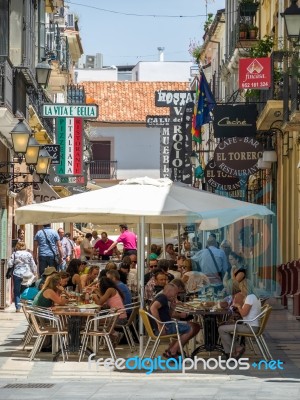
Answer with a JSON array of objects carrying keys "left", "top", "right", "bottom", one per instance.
[{"left": 42, "top": 104, "right": 98, "bottom": 118}]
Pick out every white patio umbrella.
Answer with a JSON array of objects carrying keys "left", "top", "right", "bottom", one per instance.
[{"left": 16, "top": 177, "right": 273, "bottom": 354}]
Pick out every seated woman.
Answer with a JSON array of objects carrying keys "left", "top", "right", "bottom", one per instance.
[
  {"left": 99, "top": 261, "right": 118, "bottom": 278},
  {"left": 182, "top": 259, "right": 210, "bottom": 294},
  {"left": 92, "top": 277, "right": 127, "bottom": 324},
  {"left": 218, "top": 279, "right": 261, "bottom": 359},
  {"left": 32, "top": 273, "right": 68, "bottom": 308},
  {"left": 81, "top": 266, "right": 100, "bottom": 289},
  {"left": 223, "top": 252, "right": 247, "bottom": 297},
  {"left": 66, "top": 259, "right": 86, "bottom": 292}
]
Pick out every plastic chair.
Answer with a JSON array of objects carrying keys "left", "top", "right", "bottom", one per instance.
[
  {"left": 139, "top": 309, "right": 184, "bottom": 360},
  {"left": 229, "top": 305, "right": 273, "bottom": 361},
  {"left": 115, "top": 302, "right": 140, "bottom": 352},
  {"left": 79, "top": 310, "right": 121, "bottom": 362},
  {"left": 27, "top": 306, "right": 68, "bottom": 362}
]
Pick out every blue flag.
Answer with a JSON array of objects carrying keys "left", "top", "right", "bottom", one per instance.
[{"left": 195, "top": 72, "right": 216, "bottom": 129}]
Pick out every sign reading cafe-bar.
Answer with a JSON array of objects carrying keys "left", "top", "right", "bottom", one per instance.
[{"left": 42, "top": 104, "right": 99, "bottom": 118}]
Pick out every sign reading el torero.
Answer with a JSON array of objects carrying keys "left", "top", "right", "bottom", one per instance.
[{"left": 214, "top": 137, "right": 263, "bottom": 177}]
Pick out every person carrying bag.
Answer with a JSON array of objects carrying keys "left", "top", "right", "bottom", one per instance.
[{"left": 7, "top": 241, "right": 37, "bottom": 312}]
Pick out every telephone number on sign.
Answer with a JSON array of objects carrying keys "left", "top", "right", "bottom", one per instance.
[
  {"left": 242, "top": 82, "right": 270, "bottom": 89},
  {"left": 54, "top": 176, "right": 85, "bottom": 183}
]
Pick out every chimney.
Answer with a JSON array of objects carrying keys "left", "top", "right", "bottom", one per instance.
[{"left": 157, "top": 47, "right": 165, "bottom": 62}]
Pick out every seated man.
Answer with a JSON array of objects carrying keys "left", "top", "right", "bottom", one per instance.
[
  {"left": 150, "top": 283, "right": 200, "bottom": 359},
  {"left": 144, "top": 270, "right": 167, "bottom": 303}
]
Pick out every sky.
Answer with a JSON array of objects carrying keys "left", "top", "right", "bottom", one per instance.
[{"left": 65, "top": 0, "right": 225, "bottom": 67}]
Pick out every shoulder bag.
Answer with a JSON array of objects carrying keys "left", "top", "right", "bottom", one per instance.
[
  {"left": 6, "top": 253, "right": 16, "bottom": 279},
  {"left": 42, "top": 229, "right": 59, "bottom": 268},
  {"left": 207, "top": 248, "right": 223, "bottom": 280}
]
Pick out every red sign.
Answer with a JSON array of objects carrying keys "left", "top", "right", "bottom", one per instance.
[{"left": 239, "top": 57, "right": 271, "bottom": 90}]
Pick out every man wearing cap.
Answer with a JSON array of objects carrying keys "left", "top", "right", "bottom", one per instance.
[
  {"left": 33, "top": 224, "right": 63, "bottom": 276},
  {"left": 104, "top": 224, "right": 137, "bottom": 258}
]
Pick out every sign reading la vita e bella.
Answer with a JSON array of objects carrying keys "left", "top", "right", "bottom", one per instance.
[
  {"left": 214, "top": 137, "right": 263, "bottom": 177},
  {"left": 42, "top": 104, "right": 99, "bottom": 118}
]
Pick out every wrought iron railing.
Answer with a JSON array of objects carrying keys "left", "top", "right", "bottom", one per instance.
[
  {"left": 67, "top": 84, "right": 86, "bottom": 104},
  {"left": 27, "top": 88, "right": 54, "bottom": 140},
  {"left": 90, "top": 160, "right": 117, "bottom": 179}
]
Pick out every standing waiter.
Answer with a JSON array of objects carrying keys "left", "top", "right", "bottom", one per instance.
[{"left": 104, "top": 224, "right": 137, "bottom": 258}]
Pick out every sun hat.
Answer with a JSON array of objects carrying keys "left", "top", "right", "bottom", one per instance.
[
  {"left": 43, "top": 266, "right": 57, "bottom": 276},
  {"left": 149, "top": 253, "right": 158, "bottom": 260}
]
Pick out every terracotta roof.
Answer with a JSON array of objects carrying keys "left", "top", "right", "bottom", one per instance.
[{"left": 81, "top": 81, "right": 190, "bottom": 123}]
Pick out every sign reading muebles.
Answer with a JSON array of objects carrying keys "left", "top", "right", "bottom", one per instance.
[{"left": 213, "top": 105, "right": 257, "bottom": 138}]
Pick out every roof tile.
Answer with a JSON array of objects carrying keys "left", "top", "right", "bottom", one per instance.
[{"left": 81, "top": 81, "right": 190, "bottom": 123}]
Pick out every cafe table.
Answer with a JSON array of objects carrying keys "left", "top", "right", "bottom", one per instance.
[
  {"left": 51, "top": 304, "right": 101, "bottom": 361},
  {"left": 176, "top": 301, "right": 234, "bottom": 357}
]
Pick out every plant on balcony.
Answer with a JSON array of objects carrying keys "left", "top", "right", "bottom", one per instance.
[
  {"left": 239, "top": 23, "right": 248, "bottom": 39},
  {"left": 249, "top": 35, "right": 274, "bottom": 57},
  {"left": 248, "top": 24, "right": 259, "bottom": 39},
  {"left": 204, "top": 13, "right": 214, "bottom": 32},
  {"left": 244, "top": 89, "right": 260, "bottom": 100},
  {"left": 239, "top": 0, "right": 260, "bottom": 16},
  {"left": 189, "top": 39, "right": 202, "bottom": 64}
]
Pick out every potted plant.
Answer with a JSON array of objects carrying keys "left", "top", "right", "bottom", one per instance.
[
  {"left": 248, "top": 24, "right": 259, "bottom": 39},
  {"left": 239, "top": 23, "right": 248, "bottom": 40},
  {"left": 239, "top": 0, "right": 259, "bottom": 16}
]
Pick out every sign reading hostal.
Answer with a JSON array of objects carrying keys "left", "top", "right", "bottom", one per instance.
[
  {"left": 239, "top": 57, "right": 271, "bottom": 90},
  {"left": 213, "top": 104, "right": 257, "bottom": 138},
  {"left": 42, "top": 104, "right": 99, "bottom": 118},
  {"left": 214, "top": 137, "right": 263, "bottom": 177}
]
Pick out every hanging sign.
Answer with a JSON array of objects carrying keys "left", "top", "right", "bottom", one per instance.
[
  {"left": 204, "top": 159, "right": 248, "bottom": 192},
  {"left": 56, "top": 117, "right": 83, "bottom": 176},
  {"left": 42, "top": 104, "right": 98, "bottom": 118},
  {"left": 214, "top": 137, "right": 263, "bottom": 177},
  {"left": 239, "top": 57, "right": 271, "bottom": 89},
  {"left": 213, "top": 105, "right": 257, "bottom": 138}
]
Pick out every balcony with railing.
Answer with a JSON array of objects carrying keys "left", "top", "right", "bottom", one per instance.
[{"left": 90, "top": 160, "right": 117, "bottom": 180}]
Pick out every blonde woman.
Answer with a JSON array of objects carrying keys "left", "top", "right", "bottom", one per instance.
[
  {"left": 81, "top": 266, "right": 99, "bottom": 288},
  {"left": 182, "top": 259, "right": 210, "bottom": 294},
  {"left": 32, "top": 273, "right": 68, "bottom": 308},
  {"left": 8, "top": 241, "right": 37, "bottom": 312},
  {"left": 218, "top": 279, "right": 261, "bottom": 359}
]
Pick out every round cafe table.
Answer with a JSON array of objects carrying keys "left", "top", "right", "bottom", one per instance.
[
  {"left": 176, "top": 302, "right": 235, "bottom": 357},
  {"left": 52, "top": 305, "right": 100, "bottom": 361}
]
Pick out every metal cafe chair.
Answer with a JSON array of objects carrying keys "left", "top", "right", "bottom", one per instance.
[
  {"left": 229, "top": 305, "right": 273, "bottom": 361},
  {"left": 115, "top": 302, "right": 140, "bottom": 352},
  {"left": 139, "top": 309, "right": 184, "bottom": 360},
  {"left": 79, "top": 310, "right": 121, "bottom": 362},
  {"left": 27, "top": 306, "right": 68, "bottom": 362}
]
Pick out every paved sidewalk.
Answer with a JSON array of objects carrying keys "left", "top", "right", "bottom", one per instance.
[{"left": 0, "top": 302, "right": 300, "bottom": 399}]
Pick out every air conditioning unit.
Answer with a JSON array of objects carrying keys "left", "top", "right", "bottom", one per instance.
[
  {"left": 65, "top": 13, "right": 75, "bottom": 29},
  {"left": 85, "top": 55, "right": 95, "bottom": 69}
]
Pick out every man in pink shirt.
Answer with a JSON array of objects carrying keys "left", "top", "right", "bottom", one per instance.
[
  {"left": 104, "top": 224, "right": 137, "bottom": 258},
  {"left": 94, "top": 231, "right": 114, "bottom": 260}
]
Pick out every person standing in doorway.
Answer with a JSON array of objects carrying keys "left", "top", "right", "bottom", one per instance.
[
  {"left": 104, "top": 224, "right": 137, "bottom": 258},
  {"left": 33, "top": 224, "right": 63, "bottom": 276}
]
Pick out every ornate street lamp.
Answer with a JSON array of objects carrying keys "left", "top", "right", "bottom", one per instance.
[
  {"left": 36, "top": 58, "right": 52, "bottom": 87},
  {"left": 10, "top": 120, "right": 31, "bottom": 162},
  {"left": 24, "top": 136, "right": 41, "bottom": 174},
  {"left": 36, "top": 148, "right": 52, "bottom": 183},
  {"left": 281, "top": 0, "right": 300, "bottom": 44}
]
